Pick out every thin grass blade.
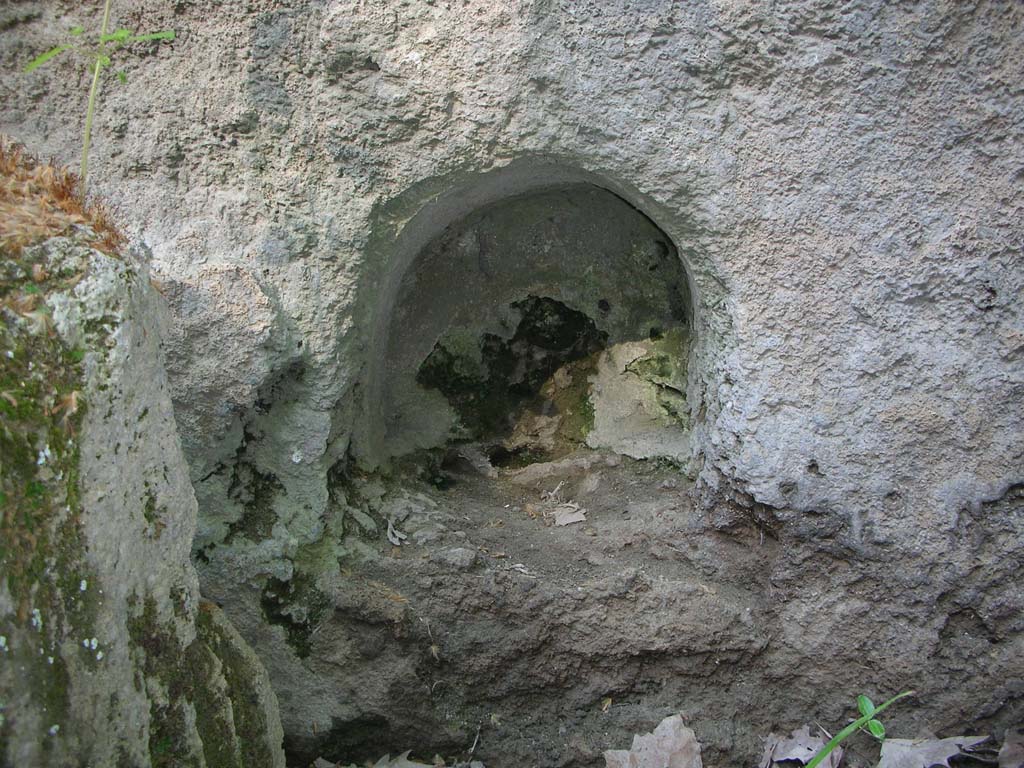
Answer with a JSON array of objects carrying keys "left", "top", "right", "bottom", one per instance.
[
  {"left": 25, "top": 44, "right": 72, "bottom": 73},
  {"left": 125, "top": 30, "right": 175, "bottom": 43}
]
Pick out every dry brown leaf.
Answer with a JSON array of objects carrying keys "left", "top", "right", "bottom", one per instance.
[
  {"left": 877, "top": 735, "right": 989, "bottom": 768},
  {"left": 999, "top": 727, "right": 1023, "bottom": 768},
  {"left": 604, "top": 714, "right": 702, "bottom": 768},
  {"left": 759, "top": 726, "right": 839, "bottom": 768},
  {"left": 7, "top": 292, "right": 39, "bottom": 314}
]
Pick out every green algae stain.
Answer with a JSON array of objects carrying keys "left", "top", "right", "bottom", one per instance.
[
  {"left": 417, "top": 295, "right": 607, "bottom": 442},
  {"left": 623, "top": 327, "right": 690, "bottom": 425},
  {"left": 128, "top": 597, "right": 276, "bottom": 768},
  {"left": 260, "top": 572, "right": 330, "bottom": 659}
]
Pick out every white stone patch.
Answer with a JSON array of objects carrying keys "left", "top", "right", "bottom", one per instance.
[{"left": 586, "top": 334, "right": 691, "bottom": 462}]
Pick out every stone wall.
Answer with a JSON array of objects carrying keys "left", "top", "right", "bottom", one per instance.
[
  {"left": 3, "top": 0, "right": 1019, "bottom": 567},
  {"left": 2, "top": 0, "right": 1021, "bottom": 764}
]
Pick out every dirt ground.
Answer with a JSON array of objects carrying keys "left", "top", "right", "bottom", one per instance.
[
  {"left": 280, "top": 445, "right": 1023, "bottom": 768},
  {"left": 292, "top": 447, "right": 782, "bottom": 767}
]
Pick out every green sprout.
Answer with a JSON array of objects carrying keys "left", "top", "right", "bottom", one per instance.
[
  {"left": 806, "top": 690, "right": 915, "bottom": 768},
  {"left": 24, "top": 0, "right": 175, "bottom": 190}
]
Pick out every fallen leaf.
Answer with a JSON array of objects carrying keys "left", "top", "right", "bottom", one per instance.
[
  {"left": 758, "top": 726, "right": 840, "bottom": 768},
  {"left": 1000, "top": 727, "right": 1024, "bottom": 768},
  {"left": 553, "top": 503, "right": 587, "bottom": 526},
  {"left": 877, "top": 735, "right": 989, "bottom": 768},
  {"left": 386, "top": 519, "right": 408, "bottom": 546},
  {"left": 604, "top": 714, "right": 702, "bottom": 768},
  {"left": 371, "top": 751, "right": 436, "bottom": 768},
  {"left": 601, "top": 697, "right": 613, "bottom": 713},
  {"left": 508, "top": 563, "right": 536, "bottom": 577}
]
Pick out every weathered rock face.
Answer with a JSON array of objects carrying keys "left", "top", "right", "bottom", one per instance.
[
  {"left": 0, "top": 225, "right": 285, "bottom": 767},
  {"left": 2, "top": 1, "right": 1022, "bottom": 765}
]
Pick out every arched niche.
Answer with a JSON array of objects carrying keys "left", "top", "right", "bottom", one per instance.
[{"left": 352, "top": 159, "right": 702, "bottom": 470}]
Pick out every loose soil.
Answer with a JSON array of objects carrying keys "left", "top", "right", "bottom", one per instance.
[{"left": 294, "top": 448, "right": 777, "bottom": 768}]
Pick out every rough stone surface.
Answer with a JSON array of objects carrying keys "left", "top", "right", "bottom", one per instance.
[
  {"left": 0, "top": 231, "right": 285, "bottom": 767},
  {"left": 2, "top": 1, "right": 1022, "bottom": 766}
]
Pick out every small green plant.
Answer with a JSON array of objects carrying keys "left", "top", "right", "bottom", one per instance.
[
  {"left": 24, "top": 0, "right": 174, "bottom": 190},
  {"left": 806, "top": 690, "right": 915, "bottom": 768}
]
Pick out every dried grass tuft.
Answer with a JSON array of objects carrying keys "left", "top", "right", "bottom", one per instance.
[{"left": 0, "top": 136, "right": 125, "bottom": 257}]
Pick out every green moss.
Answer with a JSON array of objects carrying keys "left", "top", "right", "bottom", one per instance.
[
  {"left": 417, "top": 295, "right": 607, "bottom": 441},
  {"left": 129, "top": 597, "right": 282, "bottom": 768},
  {"left": 142, "top": 489, "right": 158, "bottom": 524},
  {"left": 128, "top": 596, "right": 205, "bottom": 768},
  {"left": 0, "top": 248, "right": 98, "bottom": 754},
  {"left": 148, "top": 701, "right": 202, "bottom": 768},
  {"left": 82, "top": 314, "right": 119, "bottom": 337},
  {"left": 141, "top": 484, "right": 167, "bottom": 538},
  {"left": 624, "top": 327, "right": 690, "bottom": 424},
  {"left": 260, "top": 572, "right": 330, "bottom": 658},
  {"left": 196, "top": 603, "right": 281, "bottom": 768},
  {"left": 188, "top": 639, "right": 243, "bottom": 768},
  {"left": 224, "top": 462, "right": 282, "bottom": 544},
  {"left": 2, "top": 238, "right": 276, "bottom": 767}
]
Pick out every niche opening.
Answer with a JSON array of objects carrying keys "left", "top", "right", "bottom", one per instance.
[{"left": 376, "top": 182, "right": 693, "bottom": 466}]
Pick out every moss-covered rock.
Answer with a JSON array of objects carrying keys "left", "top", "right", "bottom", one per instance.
[{"left": 0, "top": 148, "right": 285, "bottom": 766}]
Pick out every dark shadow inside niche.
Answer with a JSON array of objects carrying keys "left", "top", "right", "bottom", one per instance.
[
  {"left": 416, "top": 295, "right": 608, "bottom": 441},
  {"left": 378, "top": 183, "right": 694, "bottom": 465}
]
